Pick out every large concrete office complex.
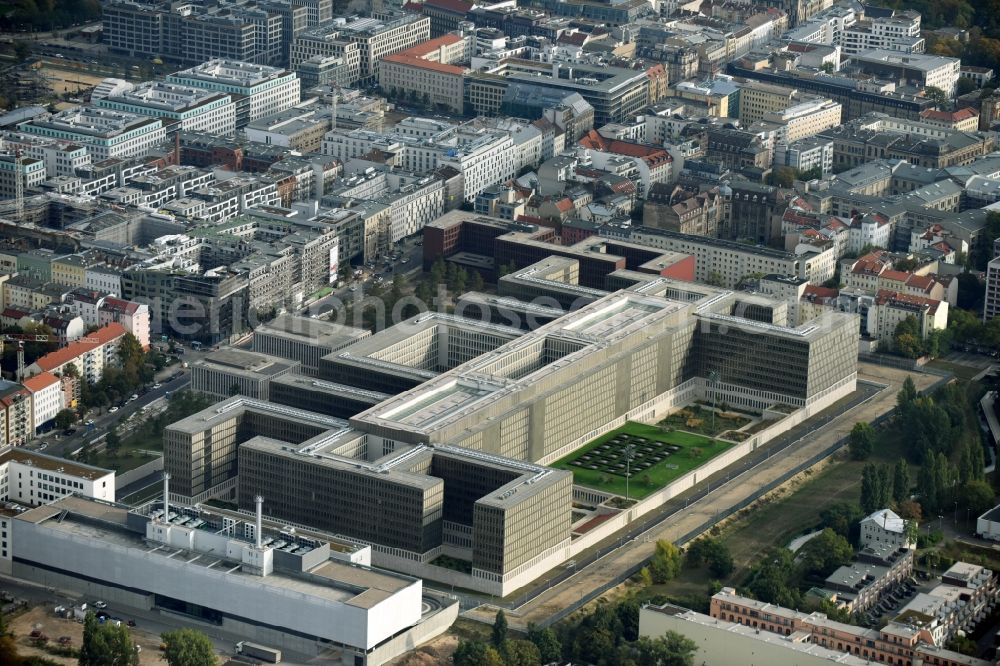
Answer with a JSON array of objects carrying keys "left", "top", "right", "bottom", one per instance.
[
  {"left": 17, "top": 108, "right": 167, "bottom": 162},
  {"left": 166, "top": 60, "right": 301, "bottom": 129},
  {"left": 189, "top": 348, "right": 301, "bottom": 400},
  {"left": 92, "top": 81, "right": 237, "bottom": 136},
  {"left": 8, "top": 495, "right": 457, "bottom": 664},
  {"left": 251, "top": 314, "right": 371, "bottom": 375},
  {"left": 168, "top": 283, "right": 858, "bottom": 594}
]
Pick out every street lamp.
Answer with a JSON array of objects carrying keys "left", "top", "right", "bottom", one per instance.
[
  {"left": 708, "top": 370, "right": 720, "bottom": 433},
  {"left": 624, "top": 443, "right": 636, "bottom": 502}
]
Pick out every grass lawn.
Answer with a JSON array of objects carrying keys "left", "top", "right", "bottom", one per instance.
[
  {"left": 89, "top": 428, "right": 162, "bottom": 472},
  {"left": 716, "top": 432, "right": 910, "bottom": 583},
  {"left": 552, "top": 422, "right": 730, "bottom": 499}
]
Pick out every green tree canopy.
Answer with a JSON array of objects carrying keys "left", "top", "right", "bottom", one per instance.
[
  {"left": 79, "top": 612, "right": 139, "bottom": 666},
  {"left": 796, "top": 528, "right": 853, "bottom": 579},
  {"left": 848, "top": 422, "right": 876, "bottom": 460},
  {"left": 648, "top": 540, "right": 683, "bottom": 583},
  {"left": 161, "top": 628, "right": 215, "bottom": 666},
  {"left": 491, "top": 609, "right": 508, "bottom": 649}
]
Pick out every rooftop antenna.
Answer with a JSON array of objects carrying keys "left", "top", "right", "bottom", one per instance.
[
  {"left": 255, "top": 495, "right": 264, "bottom": 549},
  {"left": 163, "top": 472, "right": 171, "bottom": 520}
]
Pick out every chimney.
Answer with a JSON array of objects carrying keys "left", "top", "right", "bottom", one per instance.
[
  {"left": 255, "top": 495, "right": 263, "bottom": 549},
  {"left": 163, "top": 472, "right": 170, "bottom": 520}
]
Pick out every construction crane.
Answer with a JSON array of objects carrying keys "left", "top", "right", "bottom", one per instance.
[
  {"left": 0, "top": 334, "right": 99, "bottom": 381},
  {"left": 0, "top": 136, "right": 25, "bottom": 222}
]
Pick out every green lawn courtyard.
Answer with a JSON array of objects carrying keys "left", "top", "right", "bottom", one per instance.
[{"left": 551, "top": 422, "right": 731, "bottom": 500}]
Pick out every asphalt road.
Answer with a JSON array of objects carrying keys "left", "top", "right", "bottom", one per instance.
[{"left": 29, "top": 372, "right": 190, "bottom": 460}]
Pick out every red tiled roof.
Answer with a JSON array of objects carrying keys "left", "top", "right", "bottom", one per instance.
[
  {"left": 874, "top": 289, "right": 941, "bottom": 315},
  {"left": 100, "top": 297, "right": 140, "bottom": 315},
  {"left": 1, "top": 308, "right": 30, "bottom": 320},
  {"left": 382, "top": 54, "right": 465, "bottom": 75},
  {"left": 879, "top": 270, "right": 909, "bottom": 283},
  {"left": 803, "top": 284, "right": 838, "bottom": 300},
  {"left": 22, "top": 371, "right": 60, "bottom": 392},
  {"left": 422, "top": 0, "right": 472, "bottom": 14},
  {"left": 555, "top": 197, "right": 574, "bottom": 212},
  {"left": 401, "top": 32, "right": 464, "bottom": 57},
  {"left": 32, "top": 323, "right": 127, "bottom": 372},
  {"left": 920, "top": 107, "right": 978, "bottom": 122},
  {"left": 557, "top": 32, "right": 588, "bottom": 46},
  {"left": 905, "top": 274, "right": 935, "bottom": 292}
]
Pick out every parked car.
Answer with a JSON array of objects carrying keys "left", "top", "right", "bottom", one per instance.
[
  {"left": 93, "top": 601, "right": 107, "bottom": 609},
  {"left": 109, "top": 406, "right": 119, "bottom": 413}
]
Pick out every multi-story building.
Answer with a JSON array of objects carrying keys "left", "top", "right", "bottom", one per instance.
[
  {"left": 290, "top": 13, "right": 431, "bottom": 85},
  {"left": 18, "top": 108, "right": 166, "bottom": 162},
  {"left": 774, "top": 136, "right": 834, "bottom": 175},
  {"left": 379, "top": 34, "right": 468, "bottom": 115},
  {"left": 98, "top": 298, "right": 151, "bottom": 350},
  {"left": 251, "top": 314, "right": 369, "bottom": 376},
  {"left": 6, "top": 495, "right": 455, "bottom": 664},
  {"left": 166, "top": 60, "right": 301, "bottom": 129},
  {"left": 760, "top": 97, "right": 843, "bottom": 143},
  {"left": 0, "top": 132, "right": 91, "bottom": 178},
  {"left": 190, "top": 349, "right": 300, "bottom": 400},
  {"left": 861, "top": 508, "right": 915, "bottom": 550},
  {"left": 50, "top": 254, "right": 93, "bottom": 289},
  {"left": 103, "top": 0, "right": 290, "bottom": 66},
  {"left": 867, "top": 289, "right": 948, "bottom": 348},
  {"left": 20, "top": 372, "right": 63, "bottom": 433},
  {"left": 0, "top": 153, "right": 45, "bottom": 200},
  {"left": 985, "top": 243, "right": 1000, "bottom": 321},
  {"left": 93, "top": 81, "right": 236, "bottom": 136},
  {"left": 244, "top": 107, "right": 330, "bottom": 152},
  {"left": 847, "top": 49, "right": 961, "bottom": 97},
  {"left": 25, "top": 322, "right": 129, "bottom": 385},
  {"left": 0, "top": 449, "right": 114, "bottom": 506},
  {"left": 642, "top": 183, "right": 722, "bottom": 236},
  {"left": 822, "top": 541, "right": 915, "bottom": 613},
  {"left": 0, "top": 381, "right": 32, "bottom": 448}
]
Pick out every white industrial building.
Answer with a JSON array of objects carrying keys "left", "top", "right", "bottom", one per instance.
[
  {"left": 166, "top": 60, "right": 301, "bottom": 128},
  {"left": 93, "top": 80, "right": 237, "bottom": 136},
  {"left": 0, "top": 449, "right": 114, "bottom": 507},
  {"left": 7, "top": 494, "right": 457, "bottom": 664}
]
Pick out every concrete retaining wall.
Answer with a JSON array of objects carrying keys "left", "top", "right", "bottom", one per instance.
[{"left": 115, "top": 456, "right": 163, "bottom": 491}]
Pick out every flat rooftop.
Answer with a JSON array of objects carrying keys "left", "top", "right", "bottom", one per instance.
[
  {"left": 167, "top": 396, "right": 349, "bottom": 435},
  {"left": 195, "top": 349, "right": 299, "bottom": 376},
  {"left": 254, "top": 314, "right": 370, "bottom": 348},
  {"left": 17, "top": 496, "right": 415, "bottom": 608},
  {"left": 1, "top": 448, "right": 113, "bottom": 481}
]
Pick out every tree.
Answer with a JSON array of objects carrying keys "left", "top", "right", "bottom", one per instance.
[
  {"left": 79, "top": 612, "right": 139, "bottom": 666},
  {"left": 924, "top": 86, "right": 950, "bottom": 108},
  {"left": 958, "top": 480, "right": 995, "bottom": 517},
  {"left": 105, "top": 426, "right": 121, "bottom": 454},
  {"left": 956, "top": 77, "right": 980, "bottom": 96},
  {"left": 860, "top": 463, "right": 892, "bottom": 514},
  {"left": 471, "top": 271, "right": 485, "bottom": 292},
  {"left": 491, "top": 609, "right": 508, "bottom": 649},
  {"left": 55, "top": 408, "right": 76, "bottom": 430},
  {"left": 898, "top": 376, "right": 918, "bottom": 409},
  {"left": 797, "top": 528, "right": 853, "bottom": 578},
  {"left": 819, "top": 502, "right": 864, "bottom": 544},
  {"left": 13, "top": 41, "right": 31, "bottom": 63},
  {"left": 526, "top": 624, "right": 561, "bottom": 665},
  {"left": 894, "top": 316, "right": 925, "bottom": 358},
  {"left": 627, "top": 633, "right": 697, "bottom": 666},
  {"left": 161, "top": 629, "right": 215, "bottom": 666},
  {"left": 848, "top": 422, "right": 876, "bottom": 460},
  {"left": 503, "top": 639, "right": 541, "bottom": 666},
  {"left": 685, "top": 537, "right": 733, "bottom": 578},
  {"left": 744, "top": 548, "right": 800, "bottom": 608},
  {"left": 648, "top": 540, "right": 683, "bottom": 583},
  {"left": 430, "top": 257, "right": 445, "bottom": 286},
  {"left": 893, "top": 459, "right": 911, "bottom": 504},
  {"left": 453, "top": 641, "right": 504, "bottom": 666},
  {"left": 898, "top": 499, "right": 923, "bottom": 521}
]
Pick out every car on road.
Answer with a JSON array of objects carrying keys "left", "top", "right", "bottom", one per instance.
[
  {"left": 85, "top": 420, "right": 94, "bottom": 426},
  {"left": 129, "top": 394, "right": 138, "bottom": 401},
  {"left": 93, "top": 601, "right": 107, "bottom": 609},
  {"left": 62, "top": 428, "right": 76, "bottom": 436},
  {"left": 109, "top": 406, "right": 119, "bottom": 413},
  {"left": 38, "top": 443, "right": 47, "bottom": 451},
  {"left": 153, "top": 383, "right": 161, "bottom": 389}
]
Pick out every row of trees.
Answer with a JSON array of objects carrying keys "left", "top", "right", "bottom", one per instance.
[
  {"left": 454, "top": 602, "right": 699, "bottom": 666},
  {"left": 637, "top": 537, "right": 734, "bottom": 585},
  {"left": 78, "top": 333, "right": 165, "bottom": 414},
  {"left": 0, "top": 0, "right": 101, "bottom": 31}
]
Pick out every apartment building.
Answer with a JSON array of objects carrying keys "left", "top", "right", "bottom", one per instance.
[
  {"left": 0, "top": 153, "right": 45, "bottom": 200},
  {"left": 21, "top": 372, "right": 63, "bottom": 433},
  {"left": 18, "top": 108, "right": 166, "bottom": 162},
  {"left": 25, "top": 323, "right": 129, "bottom": 385},
  {"left": 867, "top": 289, "right": 948, "bottom": 347},
  {"left": 93, "top": 81, "right": 237, "bottom": 136},
  {"left": 861, "top": 508, "right": 915, "bottom": 550},
  {"left": 98, "top": 298, "right": 151, "bottom": 350},
  {"left": 322, "top": 119, "right": 515, "bottom": 202},
  {"left": 774, "top": 136, "right": 834, "bottom": 175},
  {"left": 244, "top": 107, "right": 330, "bottom": 153},
  {"left": 0, "top": 382, "right": 32, "bottom": 447},
  {"left": 0, "top": 449, "right": 114, "bottom": 506},
  {"left": 822, "top": 543, "right": 915, "bottom": 613},
  {"left": 166, "top": 60, "right": 301, "bottom": 129},
  {"left": 0, "top": 132, "right": 91, "bottom": 178},
  {"left": 761, "top": 97, "right": 843, "bottom": 143},
  {"left": 986, "top": 251, "right": 1000, "bottom": 321}
]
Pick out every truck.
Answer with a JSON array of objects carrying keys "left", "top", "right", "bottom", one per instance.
[{"left": 235, "top": 641, "right": 282, "bottom": 663}]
